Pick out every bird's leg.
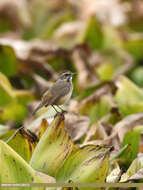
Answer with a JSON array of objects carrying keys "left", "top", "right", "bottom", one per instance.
[
  {"left": 52, "top": 105, "right": 59, "bottom": 113},
  {"left": 57, "top": 106, "right": 67, "bottom": 113}
]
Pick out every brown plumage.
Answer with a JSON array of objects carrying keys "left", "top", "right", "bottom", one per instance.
[{"left": 32, "top": 71, "right": 74, "bottom": 115}]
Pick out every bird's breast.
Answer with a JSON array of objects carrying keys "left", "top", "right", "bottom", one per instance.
[{"left": 57, "top": 88, "right": 73, "bottom": 105}]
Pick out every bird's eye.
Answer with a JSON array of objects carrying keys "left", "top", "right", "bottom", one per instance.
[{"left": 64, "top": 74, "right": 69, "bottom": 78}]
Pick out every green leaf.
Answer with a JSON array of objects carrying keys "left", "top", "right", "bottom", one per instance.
[
  {"left": 15, "top": 90, "right": 35, "bottom": 105},
  {"left": 103, "top": 26, "right": 122, "bottom": 50},
  {"left": 114, "top": 75, "right": 143, "bottom": 116},
  {"left": 130, "top": 66, "right": 143, "bottom": 86},
  {"left": 0, "top": 140, "right": 44, "bottom": 189},
  {"left": 79, "top": 16, "right": 103, "bottom": 50},
  {"left": 120, "top": 155, "right": 143, "bottom": 182},
  {"left": 7, "top": 128, "right": 36, "bottom": 162},
  {"left": 121, "top": 131, "right": 141, "bottom": 162},
  {"left": 56, "top": 145, "right": 111, "bottom": 190},
  {"left": 79, "top": 94, "right": 112, "bottom": 125},
  {"left": 0, "top": 102, "right": 27, "bottom": 124},
  {"left": 30, "top": 115, "right": 74, "bottom": 177},
  {"left": 0, "top": 72, "right": 15, "bottom": 107},
  {"left": 96, "top": 62, "right": 114, "bottom": 81},
  {"left": 124, "top": 36, "right": 143, "bottom": 61},
  {"left": 0, "top": 45, "right": 18, "bottom": 76},
  {"left": 111, "top": 144, "right": 133, "bottom": 168}
]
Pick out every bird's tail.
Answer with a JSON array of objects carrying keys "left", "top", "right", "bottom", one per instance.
[{"left": 32, "top": 102, "right": 43, "bottom": 115}]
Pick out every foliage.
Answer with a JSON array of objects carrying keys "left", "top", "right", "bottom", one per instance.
[{"left": 1, "top": 0, "right": 143, "bottom": 189}]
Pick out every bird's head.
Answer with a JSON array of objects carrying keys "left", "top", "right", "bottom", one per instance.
[{"left": 58, "top": 71, "right": 75, "bottom": 82}]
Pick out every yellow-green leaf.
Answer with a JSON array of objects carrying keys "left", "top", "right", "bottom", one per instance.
[
  {"left": 7, "top": 128, "right": 36, "bottom": 162},
  {"left": 0, "top": 140, "right": 44, "bottom": 189},
  {"left": 115, "top": 75, "right": 143, "bottom": 116},
  {"left": 56, "top": 145, "right": 111, "bottom": 190},
  {"left": 30, "top": 115, "right": 74, "bottom": 177}
]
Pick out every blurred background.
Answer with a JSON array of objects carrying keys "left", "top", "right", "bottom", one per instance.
[
  {"left": 2, "top": 0, "right": 143, "bottom": 185},
  {"left": 1, "top": 0, "right": 143, "bottom": 139}
]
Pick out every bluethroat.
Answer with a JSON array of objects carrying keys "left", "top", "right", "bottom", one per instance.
[{"left": 32, "top": 71, "right": 74, "bottom": 115}]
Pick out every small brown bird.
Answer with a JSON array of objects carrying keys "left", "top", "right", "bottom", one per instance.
[{"left": 32, "top": 71, "right": 74, "bottom": 115}]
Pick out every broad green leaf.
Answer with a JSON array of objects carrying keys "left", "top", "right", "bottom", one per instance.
[
  {"left": 0, "top": 140, "right": 44, "bottom": 189},
  {"left": 120, "top": 155, "right": 143, "bottom": 182},
  {"left": 96, "top": 62, "right": 114, "bottom": 81},
  {"left": 131, "top": 66, "right": 143, "bottom": 86},
  {"left": 124, "top": 37, "right": 143, "bottom": 61},
  {"left": 30, "top": 115, "right": 74, "bottom": 177},
  {"left": 0, "top": 102, "right": 27, "bottom": 124},
  {"left": 114, "top": 75, "right": 143, "bottom": 116},
  {"left": 0, "top": 45, "right": 18, "bottom": 76},
  {"left": 111, "top": 144, "right": 133, "bottom": 168},
  {"left": 79, "top": 94, "right": 112, "bottom": 125},
  {"left": 103, "top": 26, "right": 122, "bottom": 50},
  {"left": 112, "top": 112, "right": 143, "bottom": 143},
  {"left": 121, "top": 131, "right": 141, "bottom": 162},
  {"left": 79, "top": 16, "right": 103, "bottom": 50},
  {"left": 7, "top": 127, "right": 36, "bottom": 162},
  {"left": 0, "top": 72, "right": 15, "bottom": 107},
  {"left": 14, "top": 90, "right": 35, "bottom": 105},
  {"left": 77, "top": 85, "right": 102, "bottom": 101},
  {"left": 56, "top": 145, "right": 111, "bottom": 190},
  {"left": 0, "top": 72, "right": 13, "bottom": 89}
]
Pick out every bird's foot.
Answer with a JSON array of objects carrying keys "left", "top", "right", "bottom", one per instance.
[
  {"left": 55, "top": 111, "right": 62, "bottom": 117},
  {"left": 54, "top": 110, "right": 67, "bottom": 118},
  {"left": 61, "top": 110, "right": 67, "bottom": 114},
  {"left": 57, "top": 106, "right": 67, "bottom": 114}
]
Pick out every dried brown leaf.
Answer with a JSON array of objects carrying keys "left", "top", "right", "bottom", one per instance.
[
  {"left": 113, "top": 112, "right": 143, "bottom": 142},
  {"left": 84, "top": 122, "right": 108, "bottom": 143},
  {"left": 72, "top": 45, "right": 99, "bottom": 89},
  {"left": 54, "top": 21, "right": 84, "bottom": 38},
  {"left": 0, "top": 0, "right": 31, "bottom": 30},
  {"left": 64, "top": 112, "right": 90, "bottom": 141},
  {"left": 106, "top": 161, "right": 122, "bottom": 183},
  {"left": 78, "top": 83, "right": 115, "bottom": 112},
  {"left": 80, "top": 0, "right": 130, "bottom": 26},
  {"left": 0, "top": 38, "right": 64, "bottom": 78}
]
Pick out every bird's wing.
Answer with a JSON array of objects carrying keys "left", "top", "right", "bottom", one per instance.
[
  {"left": 32, "top": 90, "right": 53, "bottom": 115},
  {"left": 42, "top": 89, "right": 53, "bottom": 105},
  {"left": 42, "top": 80, "right": 72, "bottom": 106},
  {"left": 32, "top": 102, "right": 43, "bottom": 115},
  {"left": 51, "top": 80, "right": 71, "bottom": 96}
]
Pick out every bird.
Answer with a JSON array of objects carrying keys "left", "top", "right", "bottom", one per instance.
[{"left": 32, "top": 71, "right": 74, "bottom": 115}]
